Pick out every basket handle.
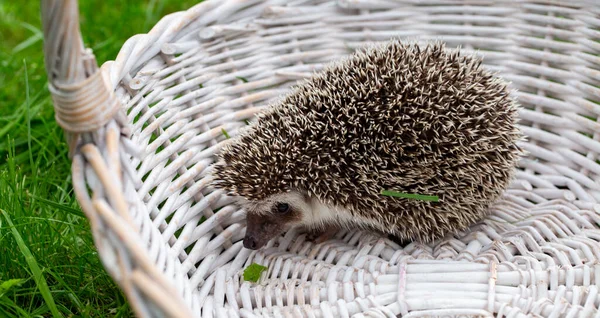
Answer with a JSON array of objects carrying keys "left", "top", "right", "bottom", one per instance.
[
  {"left": 41, "top": 0, "right": 121, "bottom": 134},
  {"left": 40, "top": 3, "right": 196, "bottom": 317}
]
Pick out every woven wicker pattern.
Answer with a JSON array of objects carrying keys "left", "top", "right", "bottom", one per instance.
[{"left": 42, "top": 0, "right": 600, "bottom": 317}]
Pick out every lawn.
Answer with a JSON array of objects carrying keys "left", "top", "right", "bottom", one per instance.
[{"left": 0, "top": 1, "right": 199, "bottom": 316}]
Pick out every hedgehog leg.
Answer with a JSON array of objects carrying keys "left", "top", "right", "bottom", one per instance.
[
  {"left": 387, "top": 234, "right": 413, "bottom": 247},
  {"left": 305, "top": 224, "right": 339, "bottom": 244}
]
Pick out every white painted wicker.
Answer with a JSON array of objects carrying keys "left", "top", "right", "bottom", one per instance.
[{"left": 41, "top": 0, "right": 600, "bottom": 317}]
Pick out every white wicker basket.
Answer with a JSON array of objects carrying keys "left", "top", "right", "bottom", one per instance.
[{"left": 41, "top": 0, "right": 600, "bottom": 317}]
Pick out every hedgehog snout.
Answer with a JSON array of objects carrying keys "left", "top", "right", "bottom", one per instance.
[
  {"left": 243, "top": 235, "right": 259, "bottom": 250},
  {"left": 243, "top": 212, "right": 289, "bottom": 250},
  {"left": 243, "top": 220, "right": 283, "bottom": 250}
]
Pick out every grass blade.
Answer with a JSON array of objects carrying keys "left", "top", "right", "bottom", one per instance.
[
  {"left": 12, "top": 33, "right": 43, "bottom": 53},
  {"left": 12, "top": 22, "right": 43, "bottom": 53},
  {"left": 221, "top": 128, "right": 230, "bottom": 139},
  {"left": 24, "top": 60, "right": 34, "bottom": 172},
  {"left": 28, "top": 195, "right": 85, "bottom": 219},
  {"left": 0, "top": 296, "right": 29, "bottom": 317},
  {"left": 0, "top": 278, "right": 26, "bottom": 298},
  {"left": 381, "top": 190, "right": 439, "bottom": 202},
  {"left": 0, "top": 210, "right": 63, "bottom": 318},
  {"left": 45, "top": 268, "right": 83, "bottom": 314}
]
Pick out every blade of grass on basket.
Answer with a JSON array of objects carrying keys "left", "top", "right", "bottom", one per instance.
[
  {"left": 0, "top": 209, "right": 63, "bottom": 318},
  {"left": 243, "top": 263, "right": 268, "bottom": 283},
  {"left": 381, "top": 190, "right": 439, "bottom": 202},
  {"left": 221, "top": 128, "right": 230, "bottom": 139}
]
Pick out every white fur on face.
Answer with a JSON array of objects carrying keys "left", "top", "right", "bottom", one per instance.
[
  {"left": 304, "top": 196, "right": 386, "bottom": 231},
  {"left": 241, "top": 190, "right": 386, "bottom": 233}
]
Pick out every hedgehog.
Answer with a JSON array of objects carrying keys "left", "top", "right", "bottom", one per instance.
[{"left": 211, "top": 39, "right": 523, "bottom": 250}]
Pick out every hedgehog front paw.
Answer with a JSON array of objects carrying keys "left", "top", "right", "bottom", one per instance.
[
  {"left": 388, "top": 234, "right": 413, "bottom": 247},
  {"left": 305, "top": 225, "right": 338, "bottom": 244}
]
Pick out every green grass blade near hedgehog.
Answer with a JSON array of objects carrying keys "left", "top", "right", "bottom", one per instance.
[{"left": 212, "top": 39, "right": 524, "bottom": 250}]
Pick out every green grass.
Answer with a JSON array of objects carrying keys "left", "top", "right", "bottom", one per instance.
[
  {"left": 0, "top": 1, "right": 199, "bottom": 316},
  {"left": 381, "top": 190, "right": 440, "bottom": 202},
  {"left": 242, "top": 263, "right": 268, "bottom": 283}
]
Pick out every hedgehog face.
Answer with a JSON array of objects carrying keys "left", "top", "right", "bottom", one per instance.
[{"left": 242, "top": 191, "right": 309, "bottom": 250}]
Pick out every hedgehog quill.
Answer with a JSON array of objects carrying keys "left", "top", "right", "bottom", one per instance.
[{"left": 212, "top": 40, "right": 523, "bottom": 250}]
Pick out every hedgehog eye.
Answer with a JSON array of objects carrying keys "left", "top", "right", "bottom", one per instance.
[{"left": 275, "top": 202, "right": 290, "bottom": 214}]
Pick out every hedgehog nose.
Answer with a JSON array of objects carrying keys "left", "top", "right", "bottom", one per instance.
[{"left": 243, "top": 236, "right": 258, "bottom": 250}]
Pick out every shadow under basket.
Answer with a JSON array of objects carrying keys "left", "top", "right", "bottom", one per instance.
[{"left": 41, "top": 0, "right": 600, "bottom": 317}]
